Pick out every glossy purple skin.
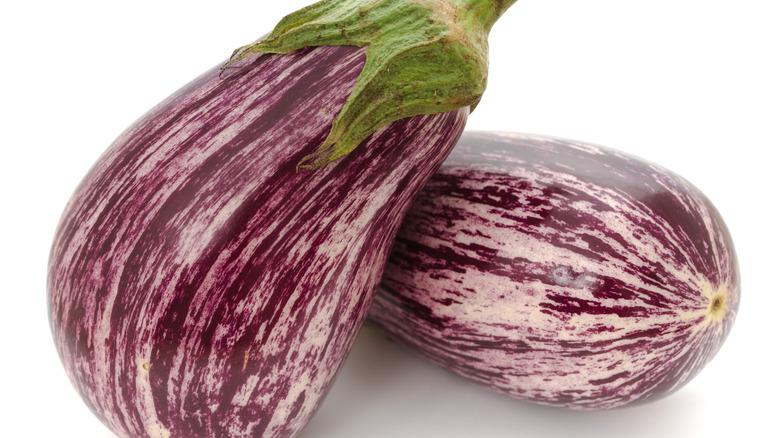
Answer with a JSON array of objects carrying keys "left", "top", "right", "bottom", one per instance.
[
  {"left": 369, "top": 131, "right": 739, "bottom": 410},
  {"left": 47, "top": 45, "right": 467, "bottom": 438}
]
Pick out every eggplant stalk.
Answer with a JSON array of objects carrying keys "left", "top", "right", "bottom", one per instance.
[{"left": 223, "top": 0, "right": 518, "bottom": 168}]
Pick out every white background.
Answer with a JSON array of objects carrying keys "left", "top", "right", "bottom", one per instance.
[{"left": 2, "top": 1, "right": 778, "bottom": 437}]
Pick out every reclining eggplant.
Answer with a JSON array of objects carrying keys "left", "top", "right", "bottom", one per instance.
[{"left": 370, "top": 131, "right": 739, "bottom": 410}]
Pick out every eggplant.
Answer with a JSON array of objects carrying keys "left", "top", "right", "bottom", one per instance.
[
  {"left": 47, "top": 1, "right": 519, "bottom": 436},
  {"left": 48, "top": 44, "right": 466, "bottom": 438},
  {"left": 369, "top": 131, "right": 739, "bottom": 410}
]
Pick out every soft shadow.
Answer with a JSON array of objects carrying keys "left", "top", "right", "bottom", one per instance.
[{"left": 299, "top": 324, "right": 708, "bottom": 438}]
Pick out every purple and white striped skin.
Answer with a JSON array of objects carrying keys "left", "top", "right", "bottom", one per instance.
[
  {"left": 369, "top": 131, "right": 739, "bottom": 410},
  {"left": 47, "top": 44, "right": 467, "bottom": 438}
]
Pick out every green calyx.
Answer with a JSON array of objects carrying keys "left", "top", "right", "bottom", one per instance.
[{"left": 222, "top": 0, "right": 517, "bottom": 169}]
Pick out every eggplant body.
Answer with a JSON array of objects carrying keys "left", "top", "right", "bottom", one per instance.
[
  {"left": 369, "top": 132, "right": 738, "bottom": 409},
  {"left": 47, "top": 46, "right": 467, "bottom": 437}
]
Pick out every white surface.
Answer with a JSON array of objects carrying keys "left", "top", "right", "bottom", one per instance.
[{"left": 1, "top": 1, "right": 777, "bottom": 437}]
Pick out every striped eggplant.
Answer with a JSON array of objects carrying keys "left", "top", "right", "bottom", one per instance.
[
  {"left": 45, "top": 0, "right": 523, "bottom": 436},
  {"left": 369, "top": 131, "right": 739, "bottom": 410},
  {"left": 47, "top": 44, "right": 466, "bottom": 438}
]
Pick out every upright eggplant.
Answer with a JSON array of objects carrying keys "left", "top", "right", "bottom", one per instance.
[
  {"left": 370, "top": 131, "right": 739, "bottom": 410},
  {"left": 46, "top": 1, "right": 517, "bottom": 437}
]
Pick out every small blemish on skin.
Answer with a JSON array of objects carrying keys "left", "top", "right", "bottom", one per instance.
[
  {"left": 551, "top": 266, "right": 595, "bottom": 290},
  {"left": 141, "top": 362, "right": 151, "bottom": 372},
  {"left": 552, "top": 267, "right": 571, "bottom": 285}
]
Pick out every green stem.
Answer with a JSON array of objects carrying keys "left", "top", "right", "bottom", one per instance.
[
  {"left": 223, "top": 0, "right": 517, "bottom": 169},
  {"left": 452, "top": 0, "right": 518, "bottom": 32}
]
